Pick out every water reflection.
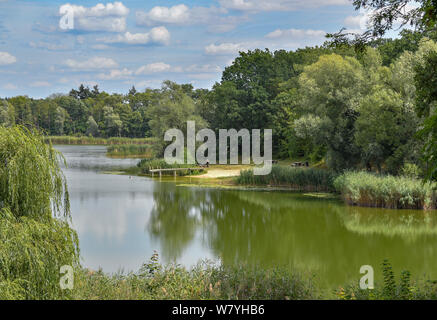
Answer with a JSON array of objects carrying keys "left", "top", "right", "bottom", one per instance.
[{"left": 59, "top": 145, "right": 437, "bottom": 288}]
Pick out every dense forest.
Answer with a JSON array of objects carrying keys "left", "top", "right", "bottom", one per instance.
[{"left": 1, "top": 30, "right": 436, "bottom": 178}]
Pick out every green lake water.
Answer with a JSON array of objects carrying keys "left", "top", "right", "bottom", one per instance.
[{"left": 57, "top": 145, "right": 437, "bottom": 290}]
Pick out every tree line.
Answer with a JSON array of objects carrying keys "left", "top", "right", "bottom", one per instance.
[{"left": 1, "top": 29, "right": 436, "bottom": 178}]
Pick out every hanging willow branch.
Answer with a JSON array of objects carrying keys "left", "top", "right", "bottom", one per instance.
[{"left": 0, "top": 126, "right": 70, "bottom": 220}]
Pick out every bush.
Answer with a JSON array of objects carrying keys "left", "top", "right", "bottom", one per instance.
[
  {"left": 73, "top": 253, "right": 318, "bottom": 300},
  {"left": 334, "top": 171, "right": 436, "bottom": 209},
  {"left": 236, "top": 166, "right": 336, "bottom": 192},
  {"left": 338, "top": 260, "right": 437, "bottom": 300}
]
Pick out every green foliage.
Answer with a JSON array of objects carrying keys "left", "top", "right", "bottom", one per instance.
[
  {"left": 137, "top": 158, "right": 203, "bottom": 176},
  {"left": 236, "top": 166, "right": 336, "bottom": 192},
  {"left": 338, "top": 260, "right": 437, "bottom": 300},
  {"left": 334, "top": 171, "right": 436, "bottom": 209},
  {"left": 401, "top": 163, "right": 421, "bottom": 179},
  {"left": 0, "top": 126, "right": 79, "bottom": 300},
  {"left": 73, "top": 253, "right": 318, "bottom": 300},
  {"left": 106, "top": 144, "right": 153, "bottom": 157},
  {"left": 415, "top": 48, "right": 437, "bottom": 181},
  {"left": 355, "top": 87, "right": 418, "bottom": 174},
  {"left": 147, "top": 81, "right": 207, "bottom": 157},
  {"left": 298, "top": 53, "right": 364, "bottom": 171},
  {"left": 0, "top": 126, "right": 69, "bottom": 219},
  {"left": 0, "top": 208, "right": 79, "bottom": 300},
  {"left": 46, "top": 135, "right": 154, "bottom": 145}
]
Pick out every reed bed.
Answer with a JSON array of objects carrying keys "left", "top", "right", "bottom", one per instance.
[
  {"left": 73, "top": 253, "right": 318, "bottom": 300},
  {"left": 45, "top": 135, "right": 155, "bottom": 145},
  {"left": 107, "top": 144, "right": 154, "bottom": 157},
  {"left": 236, "top": 165, "right": 336, "bottom": 192},
  {"left": 334, "top": 171, "right": 437, "bottom": 210}
]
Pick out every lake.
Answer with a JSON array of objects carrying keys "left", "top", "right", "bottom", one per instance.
[{"left": 58, "top": 145, "right": 437, "bottom": 289}]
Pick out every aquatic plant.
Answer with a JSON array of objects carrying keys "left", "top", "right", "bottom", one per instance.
[
  {"left": 73, "top": 253, "right": 319, "bottom": 300},
  {"left": 334, "top": 171, "right": 436, "bottom": 209},
  {"left": 106, "top": 144, "right": 154, "bottom": 157},
  {"left": 236, "top": 166, "right": 336, "bottom": 192},
  {"left": 45, "top": 135, "right": 155, "bottom": 146}
]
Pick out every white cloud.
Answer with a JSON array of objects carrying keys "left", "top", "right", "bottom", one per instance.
[
  {"left": 98, "top": 27, "right": 170, "bottom": 45},
  {"left": 29, "top": 41, "right": 69, "bottom": 51},
  {"left": 218, "top": 0, "right": 348, "bottom": 12},
  {"left": 185, "top": 64, "right": 221, "bottom": 73},
  {"left": 205, "top": 42, "right": 246, "bottom": 55},
  {"left": 135, "top": 62, "right": 171, "bottom": 74},
  {"left": 0, "top": 52, "right": 16, "bottom": 65},
  {"left": 137, "top": 4, "right": 190, "bottom": 26},
  {"left": 59, "top": 2, "right": 129, "bottom": 32},
  {"left": 65, "top": 57, "right": 118, "bottom": 70},
  {"left": 30, "top": 81, "right": 51, "bottom": 87},
  {"left": 97, "top": 68, "right": 133, "bottom": 80},
  {"left": 265, "top": 28, "right": 326, "bottom": 39},
  {"left": 3, "top": 83, "right": 17, "bottom": 90},
  {"left": 91, "top": 44, "right": 110, "bottom": 50},
  {"left": 97, "top": 63, "right": 221, "bottom": 79},
  {"left": 136, "top": 4, "right": 244, "bottom": 32}
]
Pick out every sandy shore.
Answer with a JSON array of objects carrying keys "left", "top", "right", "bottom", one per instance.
[{"left": 195, "top": 168, "right": 242, "bottom": 179}]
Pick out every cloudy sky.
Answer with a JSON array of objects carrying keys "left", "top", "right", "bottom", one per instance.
[{"left": 0, "top": 0, "right": 367, "bottom": 98}]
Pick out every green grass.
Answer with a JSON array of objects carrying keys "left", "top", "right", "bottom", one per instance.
[
  {"left": 137, "top": 159, "right": 204, "bottom": 176},
  {"left": 334, "top": 171, "right": 437, "bottom": 210},
  {"left": 72, "top": 253, "right": 318, "bottom": 300},
  {"left": 45, "top": 136, "right": 155, "bottom": 145},
  {"left": 107, "top": 144, "right": 154, "bottom": 157},
  {"left": 236, "top": 165, "right": 336, "bottom": 192}
]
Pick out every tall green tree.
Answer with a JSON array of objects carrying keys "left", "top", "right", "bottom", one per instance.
[{"left": 297, "top": 54, "right": 365, "bottom": 170}]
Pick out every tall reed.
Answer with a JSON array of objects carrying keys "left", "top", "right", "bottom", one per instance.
[
  {"left": 236, "top": 165, "right": 336, "bottom": 192},
  {"left": 107, "top": 144, "right": 153, "bottom": 157},
  {"left": 333, "top": 171, "right": 436, "bottom": 210},
  {"left": 45, "top": 135, "right": 155, "bottom": 146}
]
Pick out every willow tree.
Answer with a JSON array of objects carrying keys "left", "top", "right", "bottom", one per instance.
[
  {"left": 0, "top": 126, "right": 78, "bottom": 299},
  {"left": 0, "top": 125, "right": 69, "bottom": 220}
]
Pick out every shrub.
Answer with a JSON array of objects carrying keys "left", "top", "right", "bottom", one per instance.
[
  {"left": 73, "top": 253, "right": 318, "bottom": 300},
  {"left": 338, "top": 260, "right": 437, "bottom": 300}
]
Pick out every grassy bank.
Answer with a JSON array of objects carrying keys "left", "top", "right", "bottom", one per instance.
[
  {"left": 137, "top": 159, "right": 205, "bottom": 176},
  {"left": 334, "top": 171, "right": 437, "bottom": 210},
  {"left": 236, "top": 166, "right": 336, "bottom": 192},
  {"left": 45, "top": 135, "right": 155, "bottom": 145},
  {"left": 73, "top": 253, "right": 318, "bottom": 300},
  {"left": 107, "top": 144, "right": 154, "bottom": 157}
]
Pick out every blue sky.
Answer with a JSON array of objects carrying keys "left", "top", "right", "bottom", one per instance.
[{"left": 0, "top": 0, "right": 366, "bottom": 98}]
